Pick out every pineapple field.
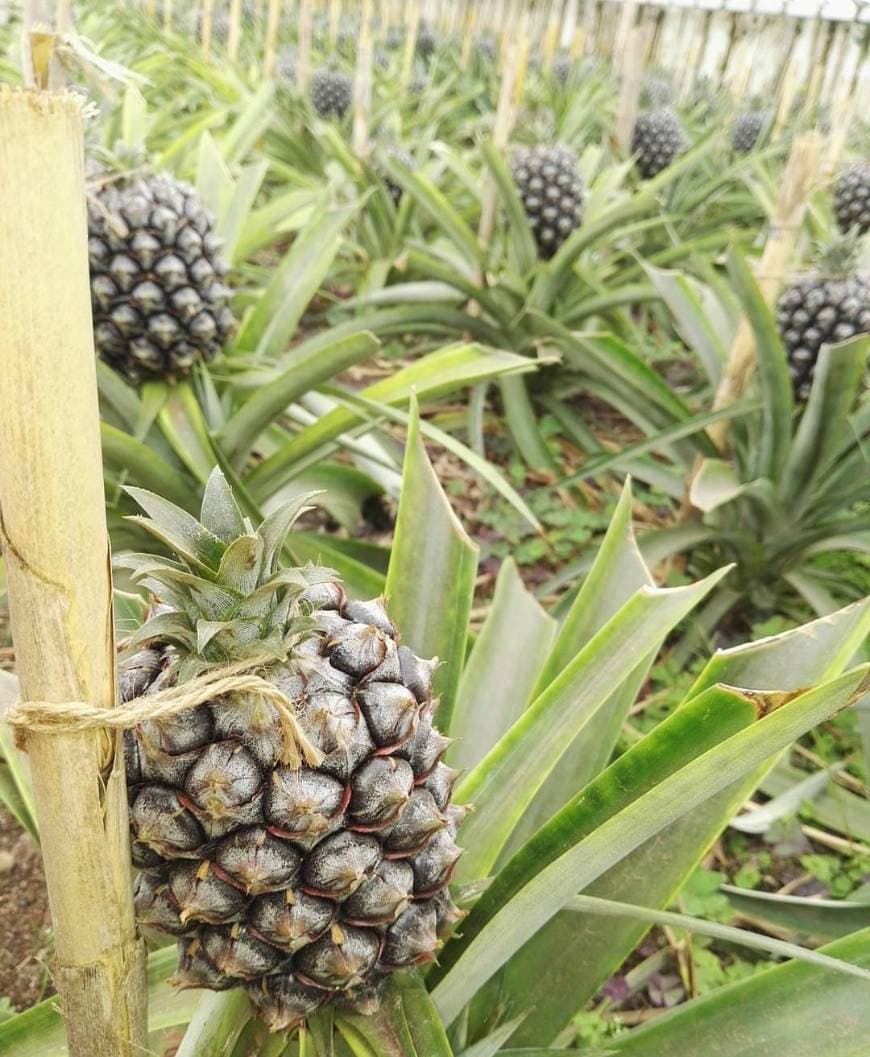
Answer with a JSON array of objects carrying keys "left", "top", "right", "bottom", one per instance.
[{"left": 1, "top": 0, "right": 870, "bottom": 1055}]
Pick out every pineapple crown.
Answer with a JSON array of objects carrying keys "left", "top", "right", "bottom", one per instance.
[
  {"left": 116, "top": 469, "right": 334, "bottom": 679},
  {"left": 811, "top": 230, "right": 865, "bottom": 279}
]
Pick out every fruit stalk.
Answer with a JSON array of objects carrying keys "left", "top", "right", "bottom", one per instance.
[{"left": 0, "top": 87, "right": 147, "bottom": 1056}]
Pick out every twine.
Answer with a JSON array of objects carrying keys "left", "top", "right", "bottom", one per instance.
[{"left": 5, "top": 657, "right": 324, "bottom": 771}]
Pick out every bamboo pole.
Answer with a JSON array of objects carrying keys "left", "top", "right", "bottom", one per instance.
[
  {"left": 328, "top": 0, "right": 341, "bottom": 47},
  {"left": 227, "top": 0, "right": 242, "bottom": 61},
  {"left": 541, "top": 4, "right": 560, "bottom": 72},
  {"left": 613, "top": 0, "right": 637, "bottom": 76},
  {"left": 162, "top": 0, "right": 172, "bottom": 32},
  {"left": 296, "top": 0, "right": 313, "bottom": 92},
  {"left": 263, "top": 0, "right": 281, "bottom": 77},
  {"left": 0, "top": 86, "right": 147, "bottom": 1057},
  {"left": 400, "top": 0, "right": 420, "bottom": 90},
  {"left": 353, "top": 0, "right": 373, "bottom": 158},
  {"left": 802, "top": 18, "right": 834, "bottom": 123},
  {"left": 707, "top": 132, "right": 822, "bottom": 452},
  {"left": 615, "top": 23, "right": 648, "bottom": 154},
  {"left": 200, "top": 0, "right": 214, "bottom": 59},
  {"left": 459, "top": 3, "right": 475, "bottom": 69}
]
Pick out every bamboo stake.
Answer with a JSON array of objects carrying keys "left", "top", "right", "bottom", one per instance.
[
  {"left": 459, "top": 3, "right": 475, "bottom": 69},
  {"left": 802, "top": 18, "right": 834, "bottom": 123},
  {"left": 613, "top": 0, "right": 637, "bottom": 77},
  {"left": 615, "top": 23, "right": 648, "bottom": 154},
  {"left": 353, "top": 0, "right": 373, "bottom": 158},
  {"left": 200, "top": 0, "right": 214, "bottom": 59},
  {"left": 559, "top": 0, "right": 577, "bottom": 50},
  {"left": 328, "top": 0, "right": 341, "bottom": 47},
  {"left": 162, "top": 0, "right": 172, "bottom": 32},
  {"left": 707, "top": 132, "right": 822, "bottom": 452},
  {"left": 541, "top": 5, "right": 560, "bottom": 72},
  {"left": 263, "top": 0, "right": 281, "bottom": 77},
  {"left": 296, "top": 0, "right": 313, "bottom": 93},
  {"left": 477, "top": 23, "right": 522, "bottom": 256},
  {"left": 400, "top": 0, "right": 420, "bottom": 91},
  {"left": 227, "top": 0, "right": 242, "bottom": 61},
  {"left": 0, "top": 86, "right": 146, "bottom": 1057}
]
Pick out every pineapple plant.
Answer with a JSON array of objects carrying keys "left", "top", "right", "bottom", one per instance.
[
  {"left": 833, "top": 161, "right": 870, "bottom": 236},
  {"left": 776, "top": 239, "right": 870, "bottom": 400},
  {"left": 731, "top": 107, "right": 768, "bottom": 153},
  {"left": 641, "top": 71, "right": 674, "bottom": 108},
  {"left": 416, "top": 23, "right": 437, "bottom": 58},
  {"left": 510, "top": 145, "right": 585, "bottom": 258},
  {"left": 310, "top": 68, "right": 352, "bottom": 119},
  {"left": 381, "top": 146, "right": 414, "bottom": 205},
  {"left": 87, "top": 171, "right": 236, "bottom": 383},
  {"left": 631, "top": 107, "right": 686, "bottom": 178},
  {"left": 119, "top": 470, "right": 463, "bottom": 1030}
]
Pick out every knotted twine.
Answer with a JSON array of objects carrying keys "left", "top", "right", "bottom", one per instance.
[{"left": 5, "top": 656, "right": 325, "bottom": 771}]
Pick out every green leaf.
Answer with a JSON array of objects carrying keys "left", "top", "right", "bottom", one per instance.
[
  {"left": 779, "top": 335, "right": 870, "bottom": 505},
  {"left": 454, "top": 566, "right": 731, "bottom": 882},
  {"left": 221, "top": 332, "right": 381, "bottom": 461},
  {"left": 236, "top": 201, "right": 356, "bottom": 358},
  {"left": 566, "top": 893, "right": 870, "bottom": 980},
  {"left": 433, "top": 666, "right": 869, "bottom": 1025},
  {"left": 689, "top": 458, "right": 742, "bottom": 512},
  {"left": 384, "top": 400, "right": 478, "bottom": 733},
  {"left": 480, "top": 141, "right": 537, "bottom": 275},
  {"left": 175, "top": 991, "right": 251, "bottom": 1057},
  {"left": 450, "top": 559, "right": 556, "bottom": 771},
  {"left": 101, "top": 423, "right": 196, "bottom": 511},
  {"left": 607, "top": 928, "right": 870, "bottom": 1057},
  {"left": 722, "top": 885, "right": 870, "bottom": 940},
  {"left": 645, "top": 265, "right": 730, "bottom": 385},
  {"left": 0, "top": 672, "right": 37, "bottom": 841},
  {"left": 726, "top": 247, "right": 794, "bottom": 482},
  {"left": 245, "top": 344, "right": 534, "bottom": 500},
  {"left": 337, "top": 974, "right": 453, "bottom": 1057}
]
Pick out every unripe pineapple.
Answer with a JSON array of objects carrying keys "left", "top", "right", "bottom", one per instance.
[
  {"left": 310, "top": 67, "right": 352, "bottom": 119},
  {"left": 833, "top": 162, "right": 870, "bottom": 236},
  {"left": 381, "top": 146, "right": 413, "bottom": 206},
  {"left": 416, "top": 23, "right": 437, "bottom": 58},
  {"left": 731, "top": 109, "right": 768, "bottom": 153},
  {"left": 120, "top": 471, "right": 463, "bottom": 1031},
  {"left": 641, "top": 72, "right": 674, "bottom": 109},
  {"left": 776, "top": 241, "right": 870, "bottom": 401},
  {"left": 87, "top": 172, "right": 236, "bottom": 383},
  {"left": 510, "top": 145, "right": 585, "bottom": 259},
  {"left": 631, "top": 108, "right": 685, "bottom": 179}
]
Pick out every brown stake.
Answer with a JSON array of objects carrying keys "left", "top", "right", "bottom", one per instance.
[
  {"left": 0, "top": 86, "right": 147, "bottom": 1057},
  {"left": 707, "top": 132, "right": 823, "bottom": 452}
]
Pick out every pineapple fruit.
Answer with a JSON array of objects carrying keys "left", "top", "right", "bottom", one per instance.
[
  {"left": 87, "top": 172, "right": 236, "bottom": 383},
  {"left": 120, "top": 471, "right": 463, "bottom": 1030},
  {"left": 631, "top": 108, "right": 685, "bottom": 179},
  {"left": 510, "top": 145, "right": 585, "bottom": 258},
  {"left": 833, "top": 162, "right": 870, "bottom": 236},
  {"left": 776, "top": 240, "right": 870, "bottom": 401},
  {"left": 310, "top": 68, "right": 352, "bottom": 119},
  {"left": 731, "top": 108, "right": 768, "bottom": 153}
]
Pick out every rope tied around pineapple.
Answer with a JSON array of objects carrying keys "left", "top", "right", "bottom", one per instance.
[{"left": 5, "top": 656, "right": 325, "bottom": 770}]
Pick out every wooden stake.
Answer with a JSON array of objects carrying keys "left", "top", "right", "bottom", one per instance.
[
  {"left": 227, "top": 0, "right": 242, "bottom": 61},
  {"left": 353, "top": 0, "right": 373, "bottom": 158},
  {"left": 459, "top": 3, "right": 475, "bottom": 69},
  {"left": 400, "top": 0, "right": 420, "bottom": 91},
  {"left": 263, "top": 0, "right": 281, "bottom": 77},
  {"left": 613, "top": 0, "right": 637, "bottom": 77},
  {"left": 200, "top": 0, "right": 214, "bottom": 59},
  {"left": 328, "top": 0, "right": 341, "bottom": 47},
  {"left": 541, "top": 6, "right": 559, "bottom": 72},
  {"left": 296, "top": 0, "right": 313, "bottom": 92},
  {"left": 0, "top": 85, "right": 147, "bottom": 1057},
  {"left": 162, "top": 0, "right": 172, "bottom": 32},
  {"left": 803, "top": 18, "right": 834, "bottom": 123},
  {"left": 615, "top": 23, "right": 648, "bottom": 154},
  {"left": 707, "top": 132, "right": 822, "bottom": 451},
  {"left": 478, "top": 25, "right": 522, "bottom": 255}
]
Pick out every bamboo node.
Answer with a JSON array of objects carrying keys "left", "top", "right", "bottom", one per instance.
[{"left": 5, "top": 657, "right": 324, "bottom": 770}]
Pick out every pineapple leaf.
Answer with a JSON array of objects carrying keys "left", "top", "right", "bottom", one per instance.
[
  {"left": 125, "top": 486, "right": 227, "bottom": 572},
  {"left": 216, "top": 535, "right": 265, "bottom": 596},
  {"left": 200, "top": 467, "right": 246, "bottom": 543},
  {"left": 258, "top": 494, "right": 319, "bottom": 572}
]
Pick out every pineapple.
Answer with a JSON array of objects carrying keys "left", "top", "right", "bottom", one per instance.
[
  {"left": 120, "top": 471, "right": 463, "bottom": 1031},
  {"left": 776, "top": 240, "right": 870, "bottom": 401},
  {"left": 731, "top": 108, "right": 768, "bottom": 153},
  {"left": 416, "top": 23, "right": 437, "bottom": 58},
  {"left": 87, "top": 172, "right": 236, "bottom": 384},
  {"left": 310, "top": 68, "right": 352, "bottom": 119},
  {"left": 381, "top": 146, "right": 414, "bottom": 206},
  {"left": 833, "top": 162, "right": 870, "bottom": 236},
  {"left": 631, "top": 108, "right": 685, "bottom": 179},
  {"left": 641, "top": 72, "right": 674, "bottom": 109},
  {"left": 510, "top": 145, "right": 585, "bottom": 259}
]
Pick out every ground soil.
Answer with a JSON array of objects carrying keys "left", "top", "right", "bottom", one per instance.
[{"left": 0, "top": 807, "right": 50, "bottom": 1011}]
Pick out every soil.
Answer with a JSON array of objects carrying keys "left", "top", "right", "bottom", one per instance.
[{"left": 0, "top": 807, "right": 50, "bottom": 1011}]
